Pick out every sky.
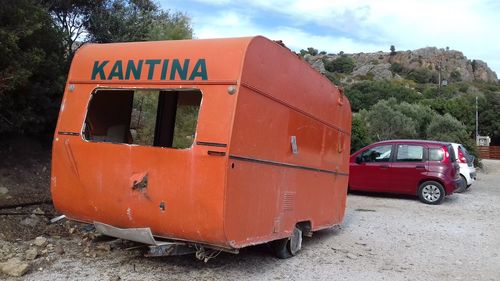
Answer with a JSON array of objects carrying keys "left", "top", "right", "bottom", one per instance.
[{"left": 160, "top": 0, "right": 500, "bottom": 76}]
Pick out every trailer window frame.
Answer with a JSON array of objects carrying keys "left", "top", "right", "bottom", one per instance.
[{"left": 81, "top": 87, "right": 203, "bottom": 150}]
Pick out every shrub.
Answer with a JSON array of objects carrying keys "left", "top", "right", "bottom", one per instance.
[
  {"left": 390, "top": 63, "right": 405, "bottom": 74},
  {"left": 362, "top": 99, "right": 418, "bottom": 140},
  {"left": 350, "top": 114, "right": 373, "bottom": 153},
  {"left": 408, "top": 68, "right": 433, "bottom": 83},
  {"left": 450, "top": 70, "right": 462, "bottom": 82},
  {"left": 325, "top": 55, "right": 356, "bottom": 74}
]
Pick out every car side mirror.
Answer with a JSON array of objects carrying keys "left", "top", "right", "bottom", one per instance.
[{"left": 355, "top": 155, "right": 362, "bottom": 164}]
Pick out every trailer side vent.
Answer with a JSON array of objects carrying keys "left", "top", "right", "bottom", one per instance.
[{"left": 282, "top": 191, "right": 295, "bottom": 212}]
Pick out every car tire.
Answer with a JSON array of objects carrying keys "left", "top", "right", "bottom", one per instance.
[
  {"left": 418, "top": 181, "right": 445, "bottom": 205},
  {"left": 271, "top": 226, "right": 302, "bottom": 259},
  {"left": 455, "top": 175, "right": 467, "bottom": 193}
]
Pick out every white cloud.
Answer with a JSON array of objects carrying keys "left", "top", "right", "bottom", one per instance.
[{"left": 167, "top": 0, "right": 500, "bottom": 74}]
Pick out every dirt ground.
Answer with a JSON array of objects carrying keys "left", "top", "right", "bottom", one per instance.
[{"left": 1, "top": 140, "right": 499, "bottom": 280}]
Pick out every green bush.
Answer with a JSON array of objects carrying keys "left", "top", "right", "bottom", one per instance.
[
  {"left": 408, "top": 68, "right": 433, "bottom": 83},
  {"left": 345, "top": 80, "right": 422, "bottom": 112},
  {"left": 426, "top": 113, "right": 469, "bottom": 142},
  {"left": 325, "top": 55, "right": 356, "bottom": 74},
  {"left": 350, "top": 114, "right": 373, "bottom": 153},
  {"left": 361, "top": 99, "right": 418, "bottom": 140},
  {"left": 390, "top": 63, "right": 405, "bottom": 74},
  {"left": 450, "top": 70, "right": 462, "bottom": 82}
]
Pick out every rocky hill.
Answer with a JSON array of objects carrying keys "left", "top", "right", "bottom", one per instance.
[{"left": 304, "top": 47, "right": 498, "bottom": 83}]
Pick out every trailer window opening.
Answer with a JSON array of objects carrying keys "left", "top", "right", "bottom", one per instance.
[{"left": 83, "top": 89, "right": 202, "bottom": 149}]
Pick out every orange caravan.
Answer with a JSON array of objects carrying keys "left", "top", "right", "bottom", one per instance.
[{"left": 51, "top": 36, "right": 352, "bottom": 260}]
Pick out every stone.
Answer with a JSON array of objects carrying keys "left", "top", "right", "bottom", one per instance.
[
  {"left": 54, "top": 245, "right": 65, "bottom": 255},
  {"left": 346, "top": 253, "right": 357, "bottom": 260},
  {"left": 0, "top": 258, "right": 29, "bottom": 277},
  {"left": 352, "top": 63, "right": 393, "bottom": 80},
  {"left": 34, "top": 236, "right": 48, "bottom": 247},
  {"left": 25, "top": 248, "right": 38, "bottom": 260},
  {"left": 96, "top": 244, "right": 111, "bottom": 252},
  {"left": 20, "top": 214, "right": 41, "bottom": 227},
  {"left": 32, "top": 208, "right": 45, "bottom": 215},
  {"left": 0, "top": 187, "right": 8, "bottom": 196},
  {"left": 310, "top": 59, "right": 326, "bottom": 74}
]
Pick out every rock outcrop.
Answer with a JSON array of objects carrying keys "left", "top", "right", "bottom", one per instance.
[{"left": 304, "top": 47, "right": 497, "bottom": 83}]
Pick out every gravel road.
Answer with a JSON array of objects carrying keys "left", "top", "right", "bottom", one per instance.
[{"left": 2, "top": 160, "right": 500, "bottom": 281}]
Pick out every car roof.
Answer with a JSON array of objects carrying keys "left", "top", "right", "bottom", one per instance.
[{"left": 373, "top": 139, "right": 451, "bottom": 146}]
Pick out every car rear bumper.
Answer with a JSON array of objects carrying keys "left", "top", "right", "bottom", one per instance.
[
  {"left": 460, "top": 166, "right": 477, "bottom": 186},
  {"left": 445, "top": 177, "right": 462, "bottom": 195}
]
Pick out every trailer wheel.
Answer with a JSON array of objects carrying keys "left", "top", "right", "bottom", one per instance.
[{"left": 271, "top": 226, "right": 302, "bottom": 259}]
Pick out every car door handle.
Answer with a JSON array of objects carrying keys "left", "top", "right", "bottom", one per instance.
[
  {"left": 415, "top": 165, "right": 426, "bottom": 169},
  {"left": 380, "top": 165, "right": 389, "bottom": 169}
]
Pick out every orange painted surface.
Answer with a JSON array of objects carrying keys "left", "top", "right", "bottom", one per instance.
[{"left": 51, "top": 36, "right": 351, "bottom": 250}]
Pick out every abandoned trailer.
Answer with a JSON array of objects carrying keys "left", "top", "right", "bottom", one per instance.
[{"left": 51, "top": 36, "right": 352, "bottom": 260}]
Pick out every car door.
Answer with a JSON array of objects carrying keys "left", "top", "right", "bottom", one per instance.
[
  {"left": 350, "top": 144, "right": 393, "bottom": 191},
  {"left": 389, "top": 143, "right": 426, "bottom": 194}
]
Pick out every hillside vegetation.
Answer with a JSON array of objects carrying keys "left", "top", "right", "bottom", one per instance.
[{"left": 301, "top": 47, "right": 500, "bottom": 154}]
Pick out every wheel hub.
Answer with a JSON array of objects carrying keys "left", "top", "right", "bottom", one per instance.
[{"left": 422, "top": 184, "right": 441, "bottom": 202}]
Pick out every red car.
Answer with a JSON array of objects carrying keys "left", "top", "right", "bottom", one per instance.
[{"left": 349, "top": 140, "right": 460, "bottom": 204}]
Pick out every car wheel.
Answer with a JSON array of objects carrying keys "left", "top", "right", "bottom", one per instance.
[
  {"left": 418, "top": 181, "right": 445, "bottom": 205},
  {"left": 271, "top": 226, "right": 302, "bottom": 259},
  {"left": 455, "top": 175, "right": 467, "bottom": 193}
]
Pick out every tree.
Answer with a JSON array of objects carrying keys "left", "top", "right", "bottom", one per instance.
[
  {"left": 360, "top": 99, "right": 418, "bottom": 140},
  {"left": 44, "top": 0, "right": 193, "bottom": 56},
  {"left": 306, "top": 47, "right": 318, "bottom": 56},
  {"left": 350, "top": 114, "right": 372, "bottom": 153},
  {"left": 0, "top": 0, "right": 66, "bottom": 136},
  {"left": 390, "top": 45, "right": 396, "bottom": 55},
  {"left": 426, "top": 113, "right": 470, "bottom": 145},
  {"left": 85, "top": 0, "right": 192, "bottom": 43},
  {"left": 0, "top": 0, "right": 193, "bottom": 138},
  {"left": 477, "top": 88, "right": 500, "bottom": 144},
  {"left": 44, "top": 0, "right": 99, "bottom": 59},
  {"left": 147, "top": 10, "right": 192, "bottom": 40},
  {"left": 394, "top": 102, "right": 435, "bottom": 138}
]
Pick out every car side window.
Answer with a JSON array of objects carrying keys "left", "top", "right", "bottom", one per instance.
[
  {"left": 396, "top": 145, "right": 424, "bottom": 162},
  {"left": 360, "top": 145, "right": 392, "bottom": 163},
  {"left": 428, "top": 148, "right": 444, "bottom": 161}
]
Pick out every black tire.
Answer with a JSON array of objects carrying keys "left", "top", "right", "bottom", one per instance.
[
  {"left": 455, "top": 175, "right": 467, "bottom": 193},
  {"left": 271, "top": 226, "right": 302, "bottom": 259},
  {"left": 418, "top": 181, "right": 445, "bottom": 205}
]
